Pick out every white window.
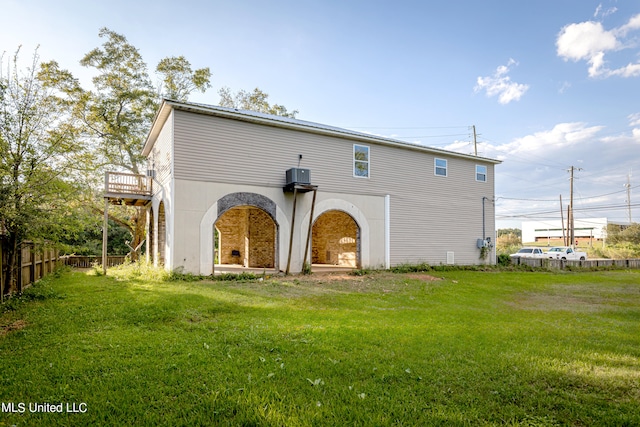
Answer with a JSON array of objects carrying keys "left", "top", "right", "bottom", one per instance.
[
  {"left": 476, "top": 165, "right": 487, "bottom": 182},
  {"left": 434, "top": 158, "right": 447, "bottom": 177},
  {"left": 354, "top": 144, "right": 369, "bottom": 178}
]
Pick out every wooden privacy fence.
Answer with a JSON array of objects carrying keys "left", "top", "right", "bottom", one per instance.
[
  {"left": 1, "top": 241, "right": 60, "bottom": 297},
  {"left": 512, "top": 257, "right": 640, "bottom": 269},
  {"left": 62, "top": 255, "right": 127, "bottom": 268}
]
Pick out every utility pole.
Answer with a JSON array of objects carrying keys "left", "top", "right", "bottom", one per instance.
[
  {"left": 559, "top": 195, "right": 566, "bottom": 246},
  {"left": 625, "top": 172, "right": 632, "bottom": 224},
  {"left": 472, "top": 125, "right": 478, "bottom": 156},
  {"left": 568, "top": 166, "right": 582, "bottom": 247}
]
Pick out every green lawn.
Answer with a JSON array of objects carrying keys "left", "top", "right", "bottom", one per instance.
[{"left": 1, "top": 266, "right": 639, "bottom": 426}]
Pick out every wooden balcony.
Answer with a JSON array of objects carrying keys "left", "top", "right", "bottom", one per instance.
[{"left": 104, "top": 172, "right": 152, "bottom": 206}]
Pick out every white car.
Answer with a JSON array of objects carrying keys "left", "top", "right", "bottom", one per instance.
[
  {"left": 546, "top": 246, "right": 587, "bottom": 261},
  {"left": 509, "top": 247, "right": 547, "bottom": 259}
]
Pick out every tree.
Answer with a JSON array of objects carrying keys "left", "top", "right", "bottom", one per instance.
[
  {"left": 39, "top": 28, "right": 216, "bottom": 261},
  {"left": 606, "top": 223, "right": 640, "bottom": 245},
  {"left": 219, "top": 87, "right": 298, "bottom": 118},
  {"left": 496, "top": 229, "right": 522, "bottom": 254},
  {"left": 497, "top": 228, "right": 522, "bottom": 238},
  {"left": 40, "top": 28, "right": 297, "bottom": 263},
  {"left": 156, "top": 56, "right": 211, "bottom": 102},
  {"left": 0, "top": 47, "right": 84, "bottom": 294},
  {"left": 40, "top": 28, "right": 161, "bottom": 260}
]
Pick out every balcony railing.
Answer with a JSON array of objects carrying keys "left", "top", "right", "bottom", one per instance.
[{"left": 105, "top": 172, "right": 151, "bottom": 197}]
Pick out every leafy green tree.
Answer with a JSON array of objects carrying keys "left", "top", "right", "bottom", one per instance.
[
  {"left": 156, "top": 56, "right": 211, "bottom": 101},
  {"left": 497, "top": 228, "right": 522, "bottom": 238},
  {"left": 606, "top": 223, "right": 640, "bottom": 245},
  {"left": 0, "top": 48, "right": 85, "bottom": 294},
  {"left": 219, "top": 86, "right": 298, "bottom": 118},
  {"left": 79, "top": 27, "right": 158, "bottom": 175},
  {"left": 40, "top": 28, "right": 159, "bottom": 260},
  {"left": 40, "top": 28, "right": 297, "bottom": 263}
]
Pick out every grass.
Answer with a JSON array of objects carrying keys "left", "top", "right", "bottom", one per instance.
[{"left": 1, "top": 266, "right": 639, "bottom": 426}]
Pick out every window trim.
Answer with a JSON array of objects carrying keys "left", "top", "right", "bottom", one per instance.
[
  {"left": 434, "top": 158, "right": 447, "bottom": 177},
  {"left": 353, "top": 144, "right": 370, "bottom": 178},
  {"left": 476, "top": 165, "right": 487, "bottom": 182}
]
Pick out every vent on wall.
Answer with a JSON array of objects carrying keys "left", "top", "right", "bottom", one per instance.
[
  {"left": 446, "top": 251, "right": 455, "bottom": 265},
  {"left": 286, "top": 168, "right": 311, "bottom": 185}
]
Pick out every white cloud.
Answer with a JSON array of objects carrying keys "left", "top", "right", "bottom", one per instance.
[
  {"left": 557, "top": 13, "right": 640, "bottom": 78},
  {"left": 594, "top": 4, "right": 618, "bottom": 19},
  {"left": 616, "top": 13, "right": 640, "bottom": 36},
  {"left": 443, "top": 121, "right": 640, "bottom": 224},
  {"left": 607, "top": 62, "right": 640, "bottom": 77},
  {"left": 629, "top": 112, "right": 640, "bottom": 127},
  {"left": 496, "top": 122, "right": 605, "bottom": 157},
  {"left": 558, "top": 81, "right": 572, "bottom": 94},
  {"left": 475, "top": 59, "right": 530, "bottom": 104}
]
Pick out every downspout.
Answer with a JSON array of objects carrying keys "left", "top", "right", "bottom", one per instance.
[
  {"left": 385, "top": 195, "right": 390, "bottom": 269},
  {"left": 482, "top": 197, "right": 487, "bottom": 241}
]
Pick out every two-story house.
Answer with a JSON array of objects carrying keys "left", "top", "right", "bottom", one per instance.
[{"left": 138, "top": 99, "right": 500, "bottom": 275}]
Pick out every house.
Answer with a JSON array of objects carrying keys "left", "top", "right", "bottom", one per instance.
[
  {"left": 135, "top": 99, "right": 500, "bottom": 275},
  {"left": 521, "top": 218, "right": 628, "bottom": 246}
]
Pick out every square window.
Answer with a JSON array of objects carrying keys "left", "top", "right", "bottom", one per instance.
[
  {"left": 435, "top": 158, "right": 447, "bottom": 177},
  {"left": 476, "top": 165, "right": 487, "bottom": 182},
  {"left": 354, "top": 144, "right": 369, "bottom": 178}
]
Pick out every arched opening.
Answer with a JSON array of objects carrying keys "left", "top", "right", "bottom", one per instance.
[
  {"left": 215, "top": 206, "right": 276, "bottom": 268},
  {"left": 312, "top": 210, "right": 359, "bottom": 268},
  {"left": 157, "top": 201, "right": 166, "bottom": 266}
]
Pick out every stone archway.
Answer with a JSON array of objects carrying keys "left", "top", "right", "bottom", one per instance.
[
  {"left": 200, "top": 192, "right": 288, "bottom": 275},
  {"left": 215, "top": 206, "right": 276, "bottom": 268},
  {"left": 312, "top": 210, "right": 360, "bottom": 268}
]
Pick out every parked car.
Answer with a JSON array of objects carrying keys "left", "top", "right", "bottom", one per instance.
[
  {"left": 546, "top": 246, "right": 587, "bottom": 260},
  {"left": 509, "top": 247, "right": 547, "bottom": 259}
]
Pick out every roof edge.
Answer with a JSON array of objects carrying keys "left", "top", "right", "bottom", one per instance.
[{"left": 143, "top": 99, "right": 502, "bottom": 164}]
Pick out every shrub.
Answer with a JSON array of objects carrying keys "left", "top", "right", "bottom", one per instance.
[{"left": 497, "top": 253, "right": 511, "bottom": 266}]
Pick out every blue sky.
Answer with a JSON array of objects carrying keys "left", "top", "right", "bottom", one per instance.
[{"left": 2, "top": 0, "right": 640, "bottom": 229}]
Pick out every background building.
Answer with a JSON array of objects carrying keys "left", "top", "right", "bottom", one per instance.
[{"left": 521, "top": 218, "right": 627, "bottom": 245}]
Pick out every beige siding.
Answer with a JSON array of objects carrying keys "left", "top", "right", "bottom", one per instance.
[
  {"left": 172, "top": 110, "right": 496, "bottom": 265},
  {"left": 151, "top": 110, "right": 173, "bottom": 192}
]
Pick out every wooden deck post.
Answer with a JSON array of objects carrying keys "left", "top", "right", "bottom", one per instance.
[{"left": 102, "top": 197, "right": 108, "bottom": 275}]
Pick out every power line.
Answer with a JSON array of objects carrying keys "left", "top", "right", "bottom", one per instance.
[
  {"left": 347, "top": 125, "right": 469, "bottom": 130},
  {"left": 393, "top": 133, "right": 470, "bottom": 139},
  {"left": 497, "top": 183, "right": 640, "bottom": 204},
  {"left": 496, "top": 203, "right": 640, "bottom": 219}
]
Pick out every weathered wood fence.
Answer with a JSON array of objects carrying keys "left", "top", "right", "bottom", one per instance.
[
  {"left": 62, "top": 255, "right": 127, "bottom": 268},
  {"left": 1, "top": 241, "right": 60, "bottom": 297},
  {"left": 512, "top": 257, "right": 640, "bottom": 269},
  {"left": 1, "top": 241, "right": 130, "bottom": 297}
]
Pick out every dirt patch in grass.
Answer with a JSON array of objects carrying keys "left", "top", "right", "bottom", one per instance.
[
  {"left": 508, "top": 281, "right": 640, "bottom": 313},
  {"left": 308, "top": 274, "right": 355, "bottom": 281},
  {"left": 0, "top": 320, "right": 27, "bottom": 337},
  {"left": 405, "top": 273, "right": 444, "bottom": 282}
]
